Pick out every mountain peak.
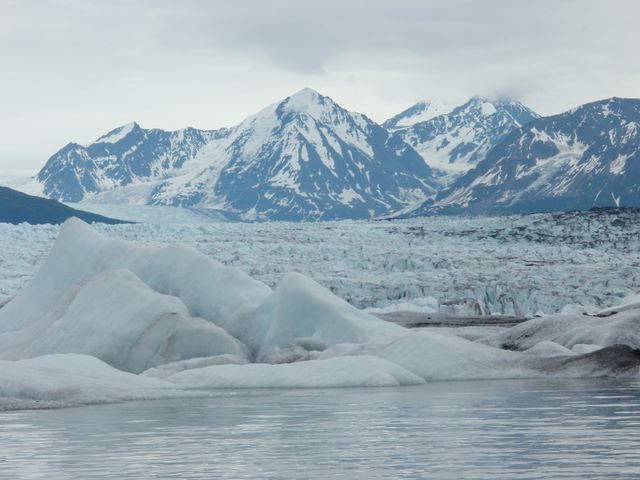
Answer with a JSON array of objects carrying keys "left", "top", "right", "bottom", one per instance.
[
  {"left": 452, "top": 96, "right": 539, "bottom": 125},
  {"left": 280, "top": 88, "right": 338, "bottom": 118},
  {"left": 94, "top": 122, "right": 141, "bottom": 144},
  {"left": 464, "top": 95, "right": 520, "bottom": 109},
  {"left": 241, "top": 89, "right": 341, "bottom": 128},
  {"left": 384, "top": 98, "right": 456, "bottom": 129},
  {"left": 289, "top": 87, "right": 322, "bottom": 101},
  {"left": 385, "top": 96, "right": 533, "bottom": 130},
  {"left": 460, "top": 97, "right": 499, "bottom": 116}
]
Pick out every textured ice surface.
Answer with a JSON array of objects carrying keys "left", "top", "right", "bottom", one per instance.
[
  {"left": 1, "top": 209, "right": 639, "bottom": 316},
  {"left": 524, "top": 341, "right": 576, "bottom": 356},
  {"left": 383, "top": 332, "right": 640, "bottom": 380},
  {"left": 380, "top": 331, "right": 531, "bottom": 380},
  {"left": 166, "top": 355, "right": 424, "bottom": 388}
]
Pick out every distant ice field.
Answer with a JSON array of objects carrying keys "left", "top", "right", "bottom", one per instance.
[{"left": 1, "top": 207, "right": 638, "bottom": 316}]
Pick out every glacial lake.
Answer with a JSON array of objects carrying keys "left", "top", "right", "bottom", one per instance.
[{"left": 1, "top": 379, "right": 639, "bottom": 479}]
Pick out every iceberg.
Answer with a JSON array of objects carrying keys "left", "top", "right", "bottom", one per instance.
[
  {"left": 0, "top": 218, "right": 402, "bottom": 372},
  {"left": 251, "top": 272, "right": 405, "bottom": 362},
  {"left": 0, "top": 354, "right": 175, "bottom": 410},
  {"left": 0, "top": 219, "right": 263, "bottom": 372},
  {"left": 166, "top": 355, "right": 424, "bottom": 389}
]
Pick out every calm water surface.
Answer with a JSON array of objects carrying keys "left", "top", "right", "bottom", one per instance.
[{"left": 1, "top": 379, "right": 639, "bottom": 479}]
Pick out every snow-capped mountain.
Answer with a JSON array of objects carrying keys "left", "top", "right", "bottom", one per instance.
[
  {"left": 412, "top": 97, "right": 640, "bottom": 216},
  {"left": 34, "top": 88, "right": 437, "bottom": 221},
  {"left": 387, "top": 97, "right": 539, "bottom": 183},
  {"left": 36, "top": 123, "right": 228, "bottom": 202}
]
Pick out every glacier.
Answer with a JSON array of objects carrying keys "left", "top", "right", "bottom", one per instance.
[
  {"left": 0, "top": 217, "right": 638, "bottom": 410},
  {"left": 2, "top": 207, "right": 638, "bottom": 316}
]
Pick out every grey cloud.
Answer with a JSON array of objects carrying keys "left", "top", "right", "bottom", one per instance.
[{"left": 0, "top": 0, "right": 639, "bottom": 170}]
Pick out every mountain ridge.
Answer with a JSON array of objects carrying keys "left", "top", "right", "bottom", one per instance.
[
  {"left": 387, "top": 96, "right": 540, "bottom": 183},
  {"left": 31, "top": 88, "right": 438, "bottom": 221},
  {"left": 20, "top": 91, "right": 640, "bottom": 221},
  {"left": 407, "top": 97, "right": 640, "bottom": 216}
]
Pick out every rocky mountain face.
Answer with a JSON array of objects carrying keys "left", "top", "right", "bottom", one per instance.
[
  {"left": 411, "top": 98, "right": 640, "bottom": 216},
  {"left": 36, "top": 123, "right": 227, "bottom": 203}
]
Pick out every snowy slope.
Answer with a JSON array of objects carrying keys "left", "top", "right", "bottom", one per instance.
[
  {"left": 417, "top": 97, "right": 640, "bottom": 215},
  {"left": 32, "top": 89, "right": 438, "bottom": 221},
  {"left": 383, "top": 99, "right": 457, "bottom": 129},
  {"left": 387, "top": 97, "right": 539, "bottom": 182}
]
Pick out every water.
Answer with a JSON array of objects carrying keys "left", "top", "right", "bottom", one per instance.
[{"left": 1, "top": 379, "right": 639, "bottom": 479}]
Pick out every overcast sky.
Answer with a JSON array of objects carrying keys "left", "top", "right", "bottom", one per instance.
[{"left": 1, "top": 0, "right": 639, "bottom": 172}]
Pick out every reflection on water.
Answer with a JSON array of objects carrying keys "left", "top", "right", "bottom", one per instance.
[{"left": 1, "top": 379, "right": 640, "bottom": 479}]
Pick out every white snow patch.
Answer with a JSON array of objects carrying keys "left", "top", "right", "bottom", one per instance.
[
  {"left": 480, "top": 102, "right": 497, "bottom": 116},
  {"left": 609, "top": 154, "right": 628, "bottom": 175},
  {"left": 95, "top": 122, "right": 137, "bottom": 144},
  {"left": 337, "top": 187, "right": 364, "bottom": 205},
  {"left": 611, "top": 192, "right": 621, "bottom": 207},
  {"left": 392, "top": 99, "right": 457, "bottom": 128}
]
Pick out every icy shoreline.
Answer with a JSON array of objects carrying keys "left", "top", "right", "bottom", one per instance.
[{"left": 0, "top": 218, "right": 638, "bottom": 410}]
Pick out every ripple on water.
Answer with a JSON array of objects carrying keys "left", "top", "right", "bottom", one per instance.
[{"left": 0, "top": 379, "right": 639, "bottom": 479}]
